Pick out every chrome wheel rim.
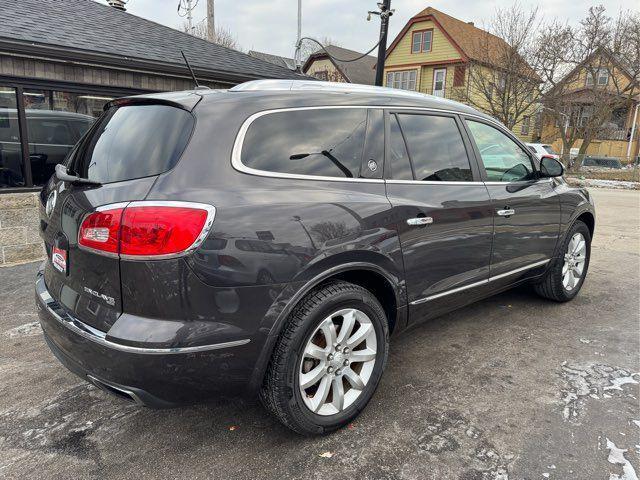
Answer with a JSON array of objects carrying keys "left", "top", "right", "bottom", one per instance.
[
  {"left": 562, "top": 232, "right": 586, "bottom": 291},
  {"left": 298, "top": 308, "right": 377, "bottom": 416}
]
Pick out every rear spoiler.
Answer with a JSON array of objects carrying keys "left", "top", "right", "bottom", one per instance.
[{"left": 105, "top": 91, "right": 203, "bottom": 112}]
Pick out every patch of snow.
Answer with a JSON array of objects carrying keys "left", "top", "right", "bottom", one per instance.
[
  {"left": 3, "top": 321, "right": 41, "bottom": 338},
  {"left": 632, "top": 420, "right": 640, "bottom": 428},
  {"left": 580, "top": 338, "right": 592, "bottom": 344},
  {"left": 606, "top": 438, "right": 638, "bottom": 480},
  {"left": 567, "top": 178, "right": 639, "bottom": 190},
  {"left": 560, "top": 364, "right": 640, "bottom": 422},
  {"left": 604, "top": 373, "right": 640, "bottom": 392},
  {"left": 543, "top": 473, "right": 549, "bottom": 478}
]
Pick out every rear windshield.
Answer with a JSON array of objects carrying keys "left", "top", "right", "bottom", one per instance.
[{"left": 71, "top": 104, "right": 194, "bottom": 183}]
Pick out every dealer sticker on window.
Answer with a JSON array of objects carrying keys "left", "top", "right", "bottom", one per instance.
[{"left": 52, "top": 246, "right": 67, "bottom": 274}]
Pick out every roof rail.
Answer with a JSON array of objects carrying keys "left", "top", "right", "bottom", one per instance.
[{"left": 229, "top": 79, "right": 446, "bottom": 102}]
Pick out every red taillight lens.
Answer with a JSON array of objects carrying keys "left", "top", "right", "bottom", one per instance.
[
  {"left": 120, "top": 206, "right": 208, "bottom": 257},
  {"left": 78, "top": 208, "right": 124, "bottom": 254},
  {"left": 78, "top": 202, "right": 213, "bottom": 258}
]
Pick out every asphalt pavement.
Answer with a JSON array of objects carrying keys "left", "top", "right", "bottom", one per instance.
[{"left": 0, "top": 188, "right": 638, "bottom": 480}]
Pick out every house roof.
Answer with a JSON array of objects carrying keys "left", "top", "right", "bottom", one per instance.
[
  {"left": 386, "top": 7, "right": 539, "bottom": 80},
  {"left": 547, "top": 47, "right": 638, "bottom": 98},
  {"left": 248, "top": 51, "right": 297, "bottom": 70},
  {"left": 0, "top": 0, "right": 304, "bottom": 84},
  {"left": 303, "top": 46, "right": 377, "bottom": 85}
]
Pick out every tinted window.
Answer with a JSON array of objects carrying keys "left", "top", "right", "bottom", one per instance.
[
  {"left": 467, "top": 120, "right": 535, "bottom": 182},
  {"left": 27, "top": 119, "right": 74, "bottom": 145},
  {"left": 242, "top": 108, "right": 367, "bottom": 178},
  {"left": 388, "top": 115, "right": 413, "bottom": 180},
  {"left": 397, "top": 114, "right": 473, "bottom": 182},
  {"left": 73, "top": 104, "right": 194, "bottom": 183}
]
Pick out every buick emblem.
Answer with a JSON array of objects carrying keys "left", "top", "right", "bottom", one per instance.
[
  {"left": 367, "top": 159, "right": 378, "bottom": 172},
  {"left": 45, "top": 190, "right": 57, "bottom": 217}
]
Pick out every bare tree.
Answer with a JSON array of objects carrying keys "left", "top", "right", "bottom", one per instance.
[
  {"left": 297, "top": 36, "right": 340, "bottom": 64},
  {"left": 452, "top": 5, "right": 542, "bottom": 130},
  {"left": 182, "top": 21, "right": 240, "bottom": 51},
  {"left": 540, "top": 6, "right": 640, "bottom": 160}
]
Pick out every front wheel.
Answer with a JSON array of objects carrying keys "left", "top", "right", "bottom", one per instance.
[
  {"left": 260, "top": 281, "right": 389, "bottom": 435},
  {"left": 534, "top": 220, "right": 591, "bottom": 302}
]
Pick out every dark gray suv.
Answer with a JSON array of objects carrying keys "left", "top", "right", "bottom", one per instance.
[{"left": 36, "top": 80, "right": 595, "bottom": 435}]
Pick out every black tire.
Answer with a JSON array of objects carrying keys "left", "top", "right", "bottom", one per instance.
[
  {"left": 260, "top": 281, "right": 389, "bottom": 435},
  {"left": 534, "top": 220, "right": 591, "bottom": 302}
]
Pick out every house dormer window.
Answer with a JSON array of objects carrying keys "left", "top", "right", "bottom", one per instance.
[
  {"left": 411, "top": 29, "right": 433, "bottom": 53},
  {"left": 586, "top": 68, "right": 609, "bottom": 86}
]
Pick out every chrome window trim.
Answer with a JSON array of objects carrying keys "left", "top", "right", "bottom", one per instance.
[
  {"left": 37, "top": 274, "right": 249, "bottom": 354},
  {"left": 386, "top": 180, "right": 485, "bottom": 185},
  {"left": 77, "top": 200, "right": 216, "bottom": 261},
  {"left": 231, "top": 105, "right": 503, "bottom": 183},
  {"left": 410, "top": 259, "right": 549, "bottom": 305}
]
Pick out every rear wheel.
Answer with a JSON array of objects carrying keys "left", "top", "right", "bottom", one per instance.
[
  {"left": 260, "top": 281, "right": 389, "bottom": 435},
  {"left": 534, "top": 220, "right": 591, "bottom": 302}
]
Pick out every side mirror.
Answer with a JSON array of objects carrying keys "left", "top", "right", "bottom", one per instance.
[{"left": 540, "top": 156, "right": 564, "bottom": 177}]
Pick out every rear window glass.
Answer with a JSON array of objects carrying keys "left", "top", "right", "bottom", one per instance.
[
  {"left": 72, "top": 104, "right": 194, "bottom": 183},
  {"left": 241, "top": 108, "right": 368, "bottom": 178},
  {"left": 543, "top": 145, "right": 559, "bottom": 155},
  {"left": 397, "top": 114, "right": 473, "bottom": 182}
]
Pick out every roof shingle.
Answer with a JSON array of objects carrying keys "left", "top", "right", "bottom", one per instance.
[{"left": 0, "top": 0, "right": 303, "bottom": 82}]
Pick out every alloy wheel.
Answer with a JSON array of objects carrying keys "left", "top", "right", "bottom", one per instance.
[
  {"left": 562, "top": 232, "right": 586, "bottom": 291},
  {"left": 298, "top": 308, "right": 377, "bottom": 416}
]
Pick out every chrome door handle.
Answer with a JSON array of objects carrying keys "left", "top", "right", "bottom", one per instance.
[
  {"left": 407, "top": 216, "right": 433, "bottom": 226},
  {"left": 497, "top": 209, "right": 515, "bottom": 216}
]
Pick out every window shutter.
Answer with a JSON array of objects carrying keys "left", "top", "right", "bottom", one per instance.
[{"left": 453, "top": 65, "right": 466, "bottom": 87}]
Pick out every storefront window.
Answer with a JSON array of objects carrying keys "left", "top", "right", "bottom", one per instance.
[
  {"left": 24, "top": 89, "right": 111, "bottom": 186},
  {"left": 1, "top": 87, "right": 115, "bottom": 190},
  {"left": 0, "top": 86, "right": 24, "bottom": 188}
]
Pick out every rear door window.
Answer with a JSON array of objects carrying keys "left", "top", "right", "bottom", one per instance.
[
  {"left": 395, "top": 113, "right": 473, "bottom": 182},
  {"left": 72, "top": 104, "right": 194, "bottom": 183},
  {"left": 388, "top": 115, "right": 413, "bottom": 180},
  {"left": 241, "top": 108, "right": 368, "bottom": 179}
]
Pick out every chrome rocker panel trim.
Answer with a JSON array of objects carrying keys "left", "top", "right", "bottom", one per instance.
[
  {"left": 36, "top": 273, "right": 250, "bottom": 355},
  {"left": 410, "top": 259, "right": 550, "bottom": 306}
]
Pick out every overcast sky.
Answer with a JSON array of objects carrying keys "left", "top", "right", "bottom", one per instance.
[{"left": 98, "top": 0, "right": 634, "bottom": 58}]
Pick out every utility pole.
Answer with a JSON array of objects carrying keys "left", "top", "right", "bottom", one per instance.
[
  {"left": 370, "top": 0, "right": 393, "bottom": 87},
  {"left": 178, "top": 0, "right": 195, "bottom": 34},
  {"left": 297, "top": 0, "right": 302, "bottom": 51},
  {"left": 207, "top": 0, "right": 215, "bottom": 42}
]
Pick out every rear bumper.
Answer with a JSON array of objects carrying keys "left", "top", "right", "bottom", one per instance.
[{"left": 36, "top": 270, "right": 258, "bottom": 406}]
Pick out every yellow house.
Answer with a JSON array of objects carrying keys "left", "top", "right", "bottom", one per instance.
[
  {"left": 540, "top": 49, "right": 639, "bottom": 160},
  {"left": 383, "top": 7, "right": 539, "bottom": 142},
  {"left": 303, "top": 45, "right": 377, "bottom": 85}
]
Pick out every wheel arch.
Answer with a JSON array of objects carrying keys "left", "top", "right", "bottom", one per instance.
[{"left": 247, "top": 260, "right": 404, "bottom": 394}]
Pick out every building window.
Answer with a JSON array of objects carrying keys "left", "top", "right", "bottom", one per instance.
[
  {"left": 315, "top": 70, "right": 328, "bottom": 81},
  {"left": 411, "top": 30, "right": 433, "bottom": 53},
  {"left": 520, "top": 115, "right": 530, "bottom": 136},
  {"left": 1, "top": 87, "right": 114, "bottom": 190},
  {"left": 386, "top": 70, "right": 417, "bottom": 91},
  {"left": 0, "top": 86, "right": 24, "bottom": 188},
  {"left": 453, "top": 65, "right": 466, "bottom": 87},
  {"left": 586, "top": 68, "right": 609, "bottom": 86},
  {"left": 578, "top": 106, "right": 594, "bottom": 127}
]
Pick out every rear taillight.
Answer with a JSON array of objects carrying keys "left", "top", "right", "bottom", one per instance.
[
  {"left": 78, "top": 207, "right": 125, "bottom": 254},
  {"left": 78, "top": 202, "right": 215, "bottom": 258}
]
